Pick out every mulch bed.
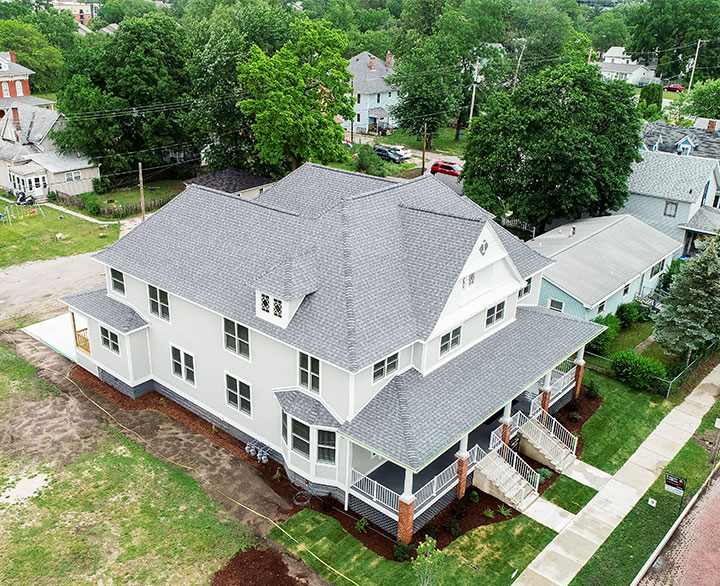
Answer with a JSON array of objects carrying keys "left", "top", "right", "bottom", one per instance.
[
  {"left": 211, "top": 547, "right": 308, "bottom": 586},
  {"left": 553, "top": 387, "right": 603, "bottom": 458}
]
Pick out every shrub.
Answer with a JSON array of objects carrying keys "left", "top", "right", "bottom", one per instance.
[
  {"left": 423, "top": 524, "right": 440, "bottom": 539},
  {"left": 46, "top": 191, "right": 57, "bottom": 203},
  {"left": 355, "top": 517, "right": 368, "bottom": 533},
  {"left": 616, "top": 301, "right": 640, "bottom": 328},
  {"left": 483, "top": 508, "right": 494, "bottom": 518},
  {"left": 321, "top": 493, "right": 334, "bottom": 512},
  {"left": 451, "top": 499, "right": 467, "bottom": 519},
  {"left": 569, "top": 411, "right": 582, "bottom": 422},
  {"left": 611, "top": 349, "right": 667, "bottom": 392},
  {"left": 92, "top": 177, "right": 109, "bottom": 195},
  {"left": 588, "top": 314, "right": 621, "bottom": 354},
  {"left": 640, "top": 84, "right": 663, "bottom": 109},
  {"left": 637, "top": 304, "right": 654, "bottom": 322},
  {"left": 469, "top": 490, "right": 480, "bottom": 504},
  {"left": 584, "top": 378, "right": 600, "bottom": 400},
  {"left": 444, "top": 518, "right": 461, "bottom": 537},
  {"left": 77, "top": 192, "right": 100, "bottom": 215},
  {"left": 394, "top": 542, "right": 412, "bottom": 561},
  {"left": 498, "top": 505, "right": 512, "bottom": 518},
  {"left": 661, "top": 259, "right": 684, "bottom": 291},
  {"left": 353, "top": 144, "right": 387, "bottom": 177},
  {"left": 537, "top": 468, "right": 553, "bottom": 484}
]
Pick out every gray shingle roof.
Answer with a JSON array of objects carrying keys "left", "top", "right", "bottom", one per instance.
[
  {"left": 528, "top": 215, "right": 681, "bottom": 307},
  {"left": 274, "top": 390, "right": 340, "bottom": 427},
  {"left": 681, "top": 205, "right": 720, "bottom": 235},
  {"left": 94, "top": 163, "right": 551, "bottom": 372},
  {"left": 642, "top": 120, "right": 720, "bottom": 160},
  {"left": 349, "top": 51, "right": 395, "bottom": 95},
  {"left": 628, "top": 150, "right": 719, "bottom": 203},
  {"left": 0, "top": 52, "right": 34, "bottom": 76},
  {"left": 493, "top": 223, "right": 553, "bottom": 277},
  {"left": 185, "top": 167, "right": 274, "bottom": 194},
  {"left": 11, "top": 104, "right": 60, "bottom": 144},
  {"left": 339, "top": 306, "right": 603, "bottom": 469},
  {"left": 0, "top": 96, "right": 53, "bottom": 110},
  {"left": 60, "top": 286, "right": 148, "bottom": 333}
]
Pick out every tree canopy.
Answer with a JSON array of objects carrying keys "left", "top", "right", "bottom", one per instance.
[
  {"left": 682, "top": 79, "right": 720, "bottom": 119},
  {"left": 462, "top": 63, "right": 642, "bottom": 228},
  {"left": 0, "top": 20, "right": 63, "bottom": 91}
]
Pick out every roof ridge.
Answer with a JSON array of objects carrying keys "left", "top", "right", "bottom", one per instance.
[
  {"left": 398, "top": 202, "right": 487, "bottom": 223},
  {"left": 543, "top": 216, "right": 627, "bottom": 257},
  {"left": 394, "top": 378, "right": 419, "bottom": 468},
  {"left": 306, "top": 162, "right": 397, "bottom": 184},
  {"left": 339, "top": 199, "right": 358, "bottom": 370}
]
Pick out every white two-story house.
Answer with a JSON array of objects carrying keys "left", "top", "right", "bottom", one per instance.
[
  {"left": 61, "top": 164, "right": 602, "bottom": 543},
  {"left": 343, "top": 51, "right": 398, "bottom": 134}
]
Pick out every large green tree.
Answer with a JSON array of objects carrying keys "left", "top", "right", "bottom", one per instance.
[
  {"left": 588, "top": 10, "right": 628, "bottom": 53},
  {"left": 91, "top": 0, "right": 158, "bottom": 29},
  {"left": 0, "top": 20, "right": 63, "bottom": 91},
  {"left": 682, "top": 79, "right": 720, "bottom": 119},
  {"left": 238, "top": 18, "right": 354, "bottom": 172},
  {"left": 462, "top": 63, "right": 642, "bottom": 227},
  {"left": 654, "top": 235, "right": 720, "bottom": 363}
]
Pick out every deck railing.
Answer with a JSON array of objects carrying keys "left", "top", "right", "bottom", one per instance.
[
  {"left": 75, "top": 328, "right": 90, "bottom": 353},
  {"left": 350, "top": 468, "right": 400, "bottom": 513},
  {"left": 414, "top": 459, "right": 459, "bottom": 512}
]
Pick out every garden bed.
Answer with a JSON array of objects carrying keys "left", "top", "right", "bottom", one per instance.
[{"left": 211, "top": 547, "right": 307, "bottom": 586}]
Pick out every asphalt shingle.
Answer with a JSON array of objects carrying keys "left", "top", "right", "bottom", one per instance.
[
  {"left": 60, "top": 286, "right": 148, "bottom": 333},
  {"left": 274, "top": 390, "right": 340, "bottom": 427}
]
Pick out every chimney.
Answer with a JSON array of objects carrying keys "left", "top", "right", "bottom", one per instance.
[
  {"left": 369, "top": 55, "right": 375, "bottom": 71},
  {"left": 11, "top": 106, "right": 20, "bottom": 131},
  {"left": 707, "top": 119, "right": 717, "bottom": 133},
  {"left": 386, "top": 51, "right": 393, "bottom": 68},
  {"left": 8, "top": 50, "right": 15, "bottom": 63}
]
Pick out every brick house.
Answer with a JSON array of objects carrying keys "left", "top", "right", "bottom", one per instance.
[
  {"left": 60, "top": 164, "right": 602, "bottom": 543},
  {"left": 0, "top": 52, "right": 54, "bottom": 112}
]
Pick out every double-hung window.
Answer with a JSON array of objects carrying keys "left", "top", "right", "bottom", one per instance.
[
  {"left": 224, "top": 318, "right": 249, "bottom": 359},
  {"left": 171, "top": 346, "right": 195, "bottom": 385},
  {"left": 149, "top": 285, "right": 170, "bottom": 320},
  {"left": 486, "top": 301, "right": 506, "bottom": 327},
  {"left": 110, "top": 269, "right": 125, "bottom": 295},
  {"left": 373, "top": 353, "right": 398, "bottom": 382},
  {"left": 440, "top": 327, "right": 461, "bottom": 356},
  {"left": 651, "top": 260, "right": 664, "bottom": 278},
  {"left": 226, "top": 374, "right": 251, "bottom": 415},
  {"left": 664, "top": 201, "right": 678, "bottom": 218},
  {"left": 300, "top": 352, "right": 320, "bottom": 392},
  {"left": 518, "top": 278, "right": 532, "bottom": 299},
  {"left": 291, "top": 419, "right": 310, "bottom": 458},
  {"left": 281, "top": 412, "right": 288, "bottom": 443},
  {"left": 100, "top": 326, "right": 119, "bottom": 354},
  {"left": 317, "top": 430, "right": 336, "bottom": 465}
]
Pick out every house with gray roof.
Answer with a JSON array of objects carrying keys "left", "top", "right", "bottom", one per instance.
[
  {"left": 60, "top": 163, "right": 602, "bottom": 543},
  {"left": 344, "top": 51, "right": 398, "bottom": 134},
  {"left": 615, "top": 150, "right": 720, "bottom": 254},
  {"left": 184, "top": 167, "right": 274, "bottom": 200},
  {"left": 641, "top": 119, "right": 720, "bottom": 159},
  {"left": 0, "top": 51, "right": 54, "bottom": 112},
  {"left": 528, "top": 215, "right": 681, "bottom": 319}
]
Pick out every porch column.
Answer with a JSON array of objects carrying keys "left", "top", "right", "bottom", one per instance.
[
  {"left": 397, "top": 468, "right": 415, "bottom": 545},
  {"left": 456, "top": 434, "right": 470, "bottom": 499},
  {"left": 573, "top": 346, "right": 586, "bottom": 399},
  {"left": 540, "top": 371, "right": 553, "bottom": 413},
  {"left": 500, "top": 402, "right": 512, "bottom": 444}
]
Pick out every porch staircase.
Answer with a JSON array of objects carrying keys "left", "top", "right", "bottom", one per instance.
[
  {"left": 517, "top": 408, "right": 577, "bottom": 473},
  {"left": 472, "top": 446, "right": 539, "bottom": 511}
]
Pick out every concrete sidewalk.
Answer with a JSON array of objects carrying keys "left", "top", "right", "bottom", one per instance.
[{"left": 514, "top": 366, "right": 720, "bottom": 586}]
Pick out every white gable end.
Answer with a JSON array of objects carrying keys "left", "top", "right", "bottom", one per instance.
[{"left": 429, "top": 223, "right": 525, "bottom": 338}]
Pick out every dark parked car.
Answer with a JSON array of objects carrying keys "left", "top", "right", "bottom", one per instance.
[
  {"left": 430, "top": 161, "right": 462, "bottom": 177},
  {"left": 664, "top": 84, "right": 685, "bottom": 92},
  {"left": 373, "top": 145, "right": 404, "bottom": 163}
]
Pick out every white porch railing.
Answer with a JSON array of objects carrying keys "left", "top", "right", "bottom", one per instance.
[
  {"left": 350, "top": 468, "right": 400, "bottom": 512},
  {"left": 534, "top": 410, "right": 577, "bottom": 454},
  {"left": 414, "top": 459, "right": 459, "bottom": 512},
  {"left": 532, "top": 365, "right": 577, "bottom": 411},
  {"left": 488, "top": 429, "right": 540, "bottom": 492},
  {"left": 516, "top": 411, "right": 568, "bottom": 465}
]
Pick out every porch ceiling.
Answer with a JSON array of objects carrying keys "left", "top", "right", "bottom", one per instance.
[{"left": 339, "top": 306, "right": 602, "bottom": 470}]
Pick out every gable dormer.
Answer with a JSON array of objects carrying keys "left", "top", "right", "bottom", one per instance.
[{"left": 675, "top": 136, "right": 695, "bottom": 155}]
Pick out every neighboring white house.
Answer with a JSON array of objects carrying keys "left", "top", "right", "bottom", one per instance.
[
  {"left": 60, "top": 164, "right": 602, "bottom": 544},
  {"left": 343, "top": 51, "right": 398, "bottom": 134},
  {"left": 594, "top": 46, "right": 656, "bottom": 86},
  {"left": 615, "top": 150, "right": 720, "bottom": 255},
  {"left": 529, "top": 215, "right": 680, "bottom": 320},
  {"left": 0, "top": 104, "right": 99, "bottom": 200}
]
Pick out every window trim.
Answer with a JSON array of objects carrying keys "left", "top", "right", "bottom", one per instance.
[
  {"left": 281, "top": 411, "right": 288, "bottom": 444},
  {"left": 518, "top": 278, "right": 532, "bottom": 299},
  {"left": 664, "top": 201, "right": 678, "bottom": 218},
  {"left": 299, "top": 352, "right": 320, "bottom": 393},
  {"left": 100, "top": 326, "right": 120, "bottom": 354},
  {"left": 148, "top": 284, "right": 170, "bottom": 322},
  {"left": 110, "top": 268, "right": 125, "bottom": 296},
  {"left": 623, "top": 284, "right": 630, "bottom": 296},
  {"left": 317, "top": 429, "right": 337, "bottom": 465},
  {"left": 651, "top": 260, "right": 664, "bottom": 278},
  {"left": 485, "top": 300, "right": 506, "bottom": 328},
  {"left": 223, "top": 317, "right": 250, "bottom": 361},
  {"left": 291, "top": 418, "right": 311, "bottom": 459},
  {"left": 372, "top": 353, "right": 399, "bottom": 383},
  {"left": 549, "top": 299, "right": 564, "bottom": 312},
  {"left": 439, "top": 326, "right": 462, "bottom": 356},
  {"left": 225, "top": 372, "right": 251, "bottom": 416},
  {"left": 170, "top": 345, "right": 195, "bottom": 386}
]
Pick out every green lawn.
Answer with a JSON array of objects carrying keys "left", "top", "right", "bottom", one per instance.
[
  {"left": 633, "top": 88, "right": 681, "bottom": 101},
  {"left": 642, "top": 340, "right": 681, "bottom": 369},
  {"left": 98, "top": 178, "right": 187, "bottom": 206},
  {"left": 326, "top": 159, "right": 417, "bottom": 177},
  {"left": 579, "top": 371, "right": 680, "bottom": 474},
  {"left": 0, "top": 342, "right": 60, "bottom": 405},
  {"left": 0, "top": 205, "right": 119, "bottom": 267},
  {"left": 375, "top": 127, "right": 466, "bottom": 157},
  {"left": 606, "top": 321, "right": 653, "bottom": 355},
  {"left": 572, "top": 398, "right": 720, "bottom": 586},
  {"left": 271, "top": 508, "right": 556, "bottom": 585},
  {"left": 35, "top": 92, "right": 57, "bottom": 102},
  {"left": 542, "top": 476, "right": 598, "bottom": 514}
]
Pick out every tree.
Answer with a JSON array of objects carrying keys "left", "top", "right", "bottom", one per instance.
[
  {"left": 639, "top": 84, "right": 663, "bottom": 110},
  {"left": 462, "top": 63, "right": 642, "bottom": 227},
  {"left": 588, "top": 10, "right": 628, "bottom": 53},
  {"left": 27, "top": 8, "right": 78, "bottom": 55},
  {"left": 0, "top": 20, "right": 63, "bottom": 91},
  {"left": 91, "top": 0, "right": 158, "bottom": 28},
  {"left": 654, "top": 235, "right": 720, "bottom": 363},
  {"left": 413, "top": 536, "right": 450, "bottom": 586},
  {"left": 238, "top": 18, "right": 355, "bottom": 172},
  {"left": 683, "top": 79, "right": 720, "bottom": 119}
]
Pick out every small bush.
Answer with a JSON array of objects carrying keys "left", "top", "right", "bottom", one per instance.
[
  {"left": 588, "top": 314, "right": 622, "bottom": 355},
  {"left": 47, "top": 191, "right": 57, "bottom": 203},
  {"left": 637, "top": 304, "right": 654, "bottom": 322},
  {"left": 469, "top": 490, "right": 480, "bottom": 504},
  {"left": 355, "top": 517, "right": 368, "bottom": 533},
  {"left": 78, "top": 192, "right": 100, "bottom": 215},
  {"left": 423, "top": 524, "right": 440, "bottom": 539},
  {"left": 444, "top": 518, "right": 461, "bottom": 537},
  {"left": 611, "top": 349, "right": 667, "bottom": 392},
  {"left": 353, "top": 144, "right": 387, "bottom": 177},
  {"left": 451, "top": 499, "right": 467, "bottom": 519},
  {"left": 92, "top": 177, "right": 109, "bottom": 195},
  {"left": 569, "top": 411, "right": 582, "bottom": 422},
  {"left": 584, "top": 379, "right": 600, "bottom": 400},
  {"left": 394, "top": 542, "right": 412, "bottom": 561},
  {"left": 321, "top": 493, "right": 334, "bottom": 512},
  {"left": 537, "top": 468, "right": 553, "bottom": 484},
  {"left": 498, "top": 505, "right": 512, "bottom": 518},
  {"left": 483, "top": 507, "right": 495, "bottom": 518},
  {"left": 616, "top": 301, "right": 640, "bottom": 328},
  {"left": 639, "top": 84, "right": 663, "bottom": 109}
]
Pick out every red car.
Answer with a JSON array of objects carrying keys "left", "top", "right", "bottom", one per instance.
[
  {"left": 664, "top": 84, "right": 685, "bottom": 92},
  {"left": 430, "top": 161, "right": 462, "bottom": 177}
]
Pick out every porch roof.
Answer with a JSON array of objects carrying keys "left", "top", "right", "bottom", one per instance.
[
  {"left": 681, "top": 205, "right": 720, "bottom": 236},
  {"left": 274, "top": 389, "right": 340, "bottom": 427},
  {"left": 339, "top": 306, "right": 603, "bottom": 470},
  {"left": 60, "top": 286, "right": 148, "bottom": 334}
]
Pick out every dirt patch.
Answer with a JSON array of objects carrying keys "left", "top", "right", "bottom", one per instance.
[{"left": 212, "top": 546, "right": 311, "bottom": 586}]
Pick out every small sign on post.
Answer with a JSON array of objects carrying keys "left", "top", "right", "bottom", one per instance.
[
  {"left": 714, "top": 418, "right": 720, "bottom": 429},
  {"left": 664, "top": 473, "right": 686, "bottom": 497}
]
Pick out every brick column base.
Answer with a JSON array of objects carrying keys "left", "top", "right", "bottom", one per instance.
[
  {"left": 397, "top": 496, "right": 415, "bottom": 544},
  {"left": 541, "top": 390, "right": 551, "bottom": 412},
  {"left": 456, "top": 454, "right": 469, "bottom": 499},
  {"left": 573, "top": 360, "right": 586, "bottom": 399},
  {"left": 500, "top": 416, "right": 512, "bottom": 444}
]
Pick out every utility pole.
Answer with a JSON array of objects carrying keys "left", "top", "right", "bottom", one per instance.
[
  {"left": 512, "top": 43, "right": 526, "bottom": 92},
  {"left": 587, "top": 47, "right": 593, "bottom": 65},
  {"left": 688, "top": 39, "right": 708, "bottom": 92},
  {"left": 138, "top": 162, "right": 145, "bottom": 222},
  {"left": 350, "top": 120, "right": 354, "bottom": 144},
  {"left": 468, "top": 63, "right": 479, "bottom": 122},
  {"left": 421, "top": 122, "right": 427, "bottom": 175}
]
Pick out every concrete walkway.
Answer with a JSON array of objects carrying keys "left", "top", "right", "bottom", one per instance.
[
  {"left": 44, "top": 203, "right": 114, "bottom": 224},
  {"left": 514, "top": 366, "right": 720, "bottom": 586},
  {"left": 524, "top": 497, "right": 576, "bottom": 533}
]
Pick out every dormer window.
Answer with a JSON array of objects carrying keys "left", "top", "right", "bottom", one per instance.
[
  {"left": 486, "top": 301, "right": 505, "bottom": 327},
  {"left": 261, "top": 294, "right": 270, "bottom": 313},
  {"left": 440, "top": 327, "right": 461, "bottom": 356},
  {"left": 518, "top": 278, "right": 532, "bottom": 299},
  {"left": 273, "top": 298, "right": 283, "bottom": 318}
]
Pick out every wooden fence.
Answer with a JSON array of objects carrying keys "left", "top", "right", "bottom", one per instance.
[{"left": 54, "top": 191, "right": 175, "bottom": 218}]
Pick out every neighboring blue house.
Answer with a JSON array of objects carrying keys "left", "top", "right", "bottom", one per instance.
[
  {"left": 528, "top": 215, "right": 681, "bottom": 320},
  {"left": 343, "top": 51, "right": 398, "bottom": 134},
  {"left": 641, "top": 120, "right": 720, "bottom": 159}
]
